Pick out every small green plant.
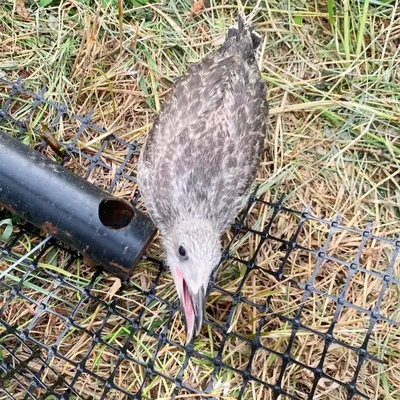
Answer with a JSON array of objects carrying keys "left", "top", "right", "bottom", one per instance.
[
  {"left": 0, "top": 218, "right": 13, "bottom": 242},
  {"left": 39, "top": 0, "right": 153, "bottom": 7}
]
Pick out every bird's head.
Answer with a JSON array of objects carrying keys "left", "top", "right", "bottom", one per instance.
[{"left": 162, "top": 219, "right": 221, "bottom": 343}]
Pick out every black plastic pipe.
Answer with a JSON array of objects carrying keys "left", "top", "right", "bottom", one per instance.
[{"left": 0, "top": 130, "right": 156, "bottom": 280}]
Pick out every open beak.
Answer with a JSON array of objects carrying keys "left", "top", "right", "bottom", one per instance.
[{"left": 175, "top": 269, "right": 205, "bottom": 343}]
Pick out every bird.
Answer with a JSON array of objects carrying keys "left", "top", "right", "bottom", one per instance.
[{"left": 137, "top": 13, "right": 268, "bottom": 342}]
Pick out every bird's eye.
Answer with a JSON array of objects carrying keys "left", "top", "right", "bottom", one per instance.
[{"left": 178, "top": 246, "right": 186, "bottom": 257}]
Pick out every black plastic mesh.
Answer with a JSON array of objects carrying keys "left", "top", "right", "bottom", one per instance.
[{"left": 0, "top": 78, "right": 399, "bottom": 400}]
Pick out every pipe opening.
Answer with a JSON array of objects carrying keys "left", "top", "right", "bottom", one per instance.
[{"left": 99, "top": 199, "right": 135, "bottom": 229}]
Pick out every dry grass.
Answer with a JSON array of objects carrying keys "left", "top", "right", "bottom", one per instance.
[{"left": 1, "top": 0, "right": 400, "bottom": 399}]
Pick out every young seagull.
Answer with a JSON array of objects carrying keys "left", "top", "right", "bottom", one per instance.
[{"left": 138, "top": 14, "right": 268, "bottom": 342}]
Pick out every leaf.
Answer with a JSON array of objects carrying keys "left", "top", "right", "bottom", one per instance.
[
  {"left": 133, "top": 0, "right": 150, "bottom": 5},
  {"left": 191, "top": 0, "right": 204, "bottom": 15},
  {"left": 40, "top": 0, "right": 54, "bottom": 6},
  {"left": 16, "top": 0, "right": 29, "bottom": 19},
  {"left": 293, "top": 15, "right": 303, "bottom": 26},
  {"left": 139, "top": 77, "right": 152, "bottom": 108},
  {"left": 101, "top": 0, "right": 117, "bottom": 7},
  {"left": 327, "top": 0, "right": 335, "bottom": 27},
  {"left": 0, "top": 219, "right": 13, "bottom": 242},
  {"left": 107, "top": 278, "right": 122, "bottom": 300}
]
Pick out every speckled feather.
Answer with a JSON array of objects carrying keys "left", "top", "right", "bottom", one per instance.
[{"left": 138, "top": 18, "right": 268, "bottom": 236}]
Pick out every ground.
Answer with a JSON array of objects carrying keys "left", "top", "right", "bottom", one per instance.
[{"left": 0, "top": 0, "right": 399, "bottom": 399}]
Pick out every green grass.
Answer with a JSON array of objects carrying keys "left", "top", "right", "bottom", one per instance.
[{"left": 1, "top": 0, "right": 400, "bottom": 399}]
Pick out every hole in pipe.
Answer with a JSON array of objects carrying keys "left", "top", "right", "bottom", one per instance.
[{"left": 99, "top": 199, "right": 135, "bottom": 229}]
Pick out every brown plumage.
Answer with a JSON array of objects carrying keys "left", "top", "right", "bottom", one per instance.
[{"left": 138, "top": 14, "right": 268, "bottom": 342}]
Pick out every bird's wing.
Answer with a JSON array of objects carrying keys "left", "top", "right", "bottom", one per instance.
[
  {"left": 138, "top": 54, "right": 268, "bottom": 230},
  {"left": 140, "top": 57, "right": 229, "bottom": 167},
  {"left": 142, "top": 53, "right": 266, "bottom": 158},
  {"left": 210, "top": 55, "right": 267, "bottom": 230},
  {"left": 220, "top": 55, "right": 268, "bottom": 194}
]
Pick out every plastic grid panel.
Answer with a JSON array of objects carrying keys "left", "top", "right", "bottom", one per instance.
[{"left": 0, "top": 78, "right": 399, "bottom": 400}]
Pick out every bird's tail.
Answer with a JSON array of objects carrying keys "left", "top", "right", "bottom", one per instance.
[{"left": 226, "top": 13, "right": 261, "bottom": 50}]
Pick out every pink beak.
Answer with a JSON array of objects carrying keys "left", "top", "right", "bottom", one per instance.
[{"left": 175, "top": 268, "right": 205, "bottom": 343}]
